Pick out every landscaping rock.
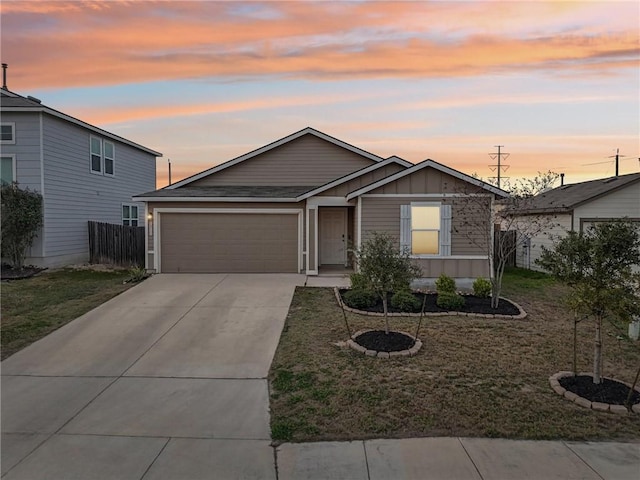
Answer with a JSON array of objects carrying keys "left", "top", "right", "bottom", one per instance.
[
  {"left": 591, "top": 402, "right": 609, "bottom": 412},
  {"left": 610, "top": 405, "right": 629, "bottom": 415},
  {"left": 573, "top": 396, "right": 592, "bottom": 409},
  {"left": 564, "top": 391, "right": 578, "bottom": 401}
]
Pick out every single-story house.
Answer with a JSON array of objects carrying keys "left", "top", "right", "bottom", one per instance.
[
  {"left": 513, "top": 172, "right": 640, "bottom": 270},
  {"left": 133, "top": 127, "right": 508, "bottom": 277}
]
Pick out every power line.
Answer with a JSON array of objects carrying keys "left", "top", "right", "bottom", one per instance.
[{"left": 488, "top": 145, "right": 509, "bottom": 188}]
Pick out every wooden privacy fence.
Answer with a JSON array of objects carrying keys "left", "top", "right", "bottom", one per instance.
[
  {"left": 88, "top": 221, "right": 145, "bottom": 267},
  {"left": 494, "top": 228, "right": 517, "bottom": 268}
]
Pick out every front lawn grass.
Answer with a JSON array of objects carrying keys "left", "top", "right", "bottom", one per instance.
[
  {"left": 268, "top": 267, "right": 640, "bottom": 442},
  {"left": 1, "top": 268, "right": 134, "bottom": 359}
]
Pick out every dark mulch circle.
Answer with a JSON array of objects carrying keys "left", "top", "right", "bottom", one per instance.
[
  {"left": 559, "top": 375, "right": 640, "bottom": 406},
  {"left": 355, "top": 330, "right": 415, "bottom": 352},
  {"left": 1, "top": 264, "right": 46, "bottom": 281},
  {"left": 340, "top": 290, "right": 520, "bottom": 316}
]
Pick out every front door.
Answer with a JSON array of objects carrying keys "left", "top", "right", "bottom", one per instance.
[{"left": 319, "top": 208, "right": 347, "bottom": 265}]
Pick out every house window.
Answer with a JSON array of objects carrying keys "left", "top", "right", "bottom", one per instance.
[
  {"left": 90, "top": 136, "right": 115, "bottom": 175},
  {"left": 0, "top": 123, "right": 15, "bottom": 144},
  {"left": 400, "top": 203, "right": 452, "bottom": 256},
  {"left": 1, "top": 155, "right": 15, "bottom": 184},
  {"left": 122, "top": 204, "right": 139, "bottom": 226},
  {"left": 411, "top": 205, "right": 440, "bottom": 255}
]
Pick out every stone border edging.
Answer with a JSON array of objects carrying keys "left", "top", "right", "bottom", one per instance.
[
  {"left": 549, "top": 371, "right": 640, "bottom": 415},
  {"left": 346, "top": 329, "right": 422, "bottom": 358},
  {"left": 334, "top": 287, "right": 527, "bottom": 320}
]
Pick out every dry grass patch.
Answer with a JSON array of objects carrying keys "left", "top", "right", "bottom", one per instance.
[{"left": 269, "top": 269, "right": 640, "bottom": 442}]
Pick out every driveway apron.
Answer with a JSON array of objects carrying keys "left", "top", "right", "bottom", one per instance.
[{"left": 1, "top": 273, "right": 304, "bottom": 479}]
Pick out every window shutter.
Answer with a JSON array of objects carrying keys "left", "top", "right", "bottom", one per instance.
[
  {"left": 400, "top": 204, "right": 411, "bottom": 253},
  {"left": 440, "top": 204, "right": 452, "bottom": 256}
]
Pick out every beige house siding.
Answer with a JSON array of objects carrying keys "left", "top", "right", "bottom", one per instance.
[
  {"left": 573, "top": 182, "right": 640, "bottom": 230},
  {"left": 188, "top": 134, "right": 376, "bottom": 187},
  {"left": 318, "top": 163, "right": 406, "bottom": 196},
  {"left": 515, "top": 213, "right": 572, "bottom": 271},
  {"left": 360, "top": 196, "right": 490, "bottom": 278},
  {"left": 366, "top": 167, "right": 471, "bottom": 195}
]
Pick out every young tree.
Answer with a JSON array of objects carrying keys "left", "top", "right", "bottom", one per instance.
[
  {"left": 353, "top": 231, "right": 422, "bottom": 334},
  {"left": 536, "top": 220, "right": 640, "bottom": 384},
  {"left": 453, "top": 171, "right": 559, "bottom": 308},
  {"left": 1, "top": 184, "right": 44, "bottom": 269}
]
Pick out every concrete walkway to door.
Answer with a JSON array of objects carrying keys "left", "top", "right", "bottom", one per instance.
[{"left": 1, "top": 273, "right": 306, "bottom": 479}]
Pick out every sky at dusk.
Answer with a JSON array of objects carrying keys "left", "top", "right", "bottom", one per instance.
[{"left": 2, "top": 0, "right": 639, "bottom": 188}]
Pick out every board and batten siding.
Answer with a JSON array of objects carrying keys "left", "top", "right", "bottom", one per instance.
[
  {"left": 317, "top": 163, "right": 406, "bottom": 196},
  {"left": 39, "top": 115, "right": 156, "bottom": 266},
  {"left": 189, "top": 134, "right": 376, "bottom": 187},
  {"left": 1, "top": 112, "right": 45, "bottom": 257},
  {"left": 360, "top": 196, "right": 489, "bottom": 278},
  {"left": 365, "top": 167, "right": 472, "bottom": 195},
  {"left": 514, "top": 213, "right": 572, "bottom": 271},
  {"left": 574, "top": 182, "right": 640, "bottom": 230},
  {"left": 147, "top": 201, "right": 306, "bottom": 271}
]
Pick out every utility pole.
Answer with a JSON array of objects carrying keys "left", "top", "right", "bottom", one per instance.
[
  {"left": 607, "top": 148, "right": 624, "bottom": 177},
  {"left": 488, "top": 145, "right": 510, "bottom": 188},
  {"left": 168, "top": 158, "right": 172, "bottom": 186}
]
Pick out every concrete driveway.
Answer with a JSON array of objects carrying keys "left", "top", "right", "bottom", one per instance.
[{"left": 1, "top": 273, "right": 305, "bottom": 479}]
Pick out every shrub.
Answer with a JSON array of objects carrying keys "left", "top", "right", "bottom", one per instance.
[
  {"left": 473, "top": 277, "right": 492, "bottom": 298},
  {"left": 435, "top": 273, "right": 456, "bottom": 294},
  {"left": 349, "top": 272, "right": 368, "bottom": 291},
  {"left": 1, "top": 184, "right": 44, "bottom": 269},
  {"left": 437, "top": 292, "right": 465, "bottom": 310},
  {"left": 391, "top": 290, "right": 421, "bottom": 312},
  {"left": 343, "top": 289, "right": 377, "bottom": 309}
]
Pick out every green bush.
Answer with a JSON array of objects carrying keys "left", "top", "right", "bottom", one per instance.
[
  {"left": 391, "top": 290, "right": 421, "bottom": 311},
  {"left": 349, "top": 272, "right": 368, "bottom": 291},
  {"left": 343, "top": 289, "right": 378, "bottom": 309},
  {"left": 473, "top": 277, "right": 492, "bottom": 298},
  {"left": 435, "top": 273, "right": 456, "bottom": 294},
  {"left": 437, "top": 292, "right": 465, "bottom": 310}
]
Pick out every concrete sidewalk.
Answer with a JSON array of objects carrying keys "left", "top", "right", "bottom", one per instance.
[{"left": 276, "top": 437, "right": 640, "bottom": 480}]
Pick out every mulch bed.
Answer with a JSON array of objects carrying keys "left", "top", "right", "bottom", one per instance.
[
  {"left": 1, "top": 264, "right": 46, "bottom": 280},
  {"left": 339, "top": 289, "right": 520, "bottom": 316},
  {"left": 559, "top": 375, "right": 640, "bottom": 406},
  {"left": 355, "top": 330, "right": 415, "bottom": 352}
]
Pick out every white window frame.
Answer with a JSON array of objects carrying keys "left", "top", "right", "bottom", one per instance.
[
  {"left": 400, "top": 202, "right": 452, "bottom": 258},
  {"left": 0, "top": 154, "right": 16, "bottom": 185},
  {"left": 90, "top": 136, "right": 115, "bottom": 176},
  {"left": 122, "top": 203, "right": 139, "bottom": 227},
  {"left": 104, "top": 140, "right": 115, "bottom": 177},
  {"left": 0, "top": 122, "right": 15, "bottom": 144}
]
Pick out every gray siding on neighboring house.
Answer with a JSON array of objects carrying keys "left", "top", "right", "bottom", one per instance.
[
  {"left": 360, "top": 196, "right": 490, "bottom": 278},
  {"left": 317, "top": 163, "right": 406, "bottom": 196},
  {"left": 189, "top": 134, "right": 376, "bottom": 187},
  {"left": 514, "top": 213, "right": 572, "bottom": 271},
  {"left": 1, "top": 112, "right": 45, "bottom": 257},
  {"left": 573, "top": 182, "right": 640, "bottom": 229},
  {"left": 39, "top": 115, "right": 156, "bottom": 264}
]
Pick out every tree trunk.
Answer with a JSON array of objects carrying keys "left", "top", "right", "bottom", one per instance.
[
  {"left": 382, "top": 295, "right": 389, "bottom": 334},
  {"left": 625, "top": 363, "right": 640, "bottom": 410},
  {"left": 573, "top": 314, "right": 578, "bottom": 376},
  {"left": 593, "top": 315, "right": 603, "bottom": 384}
]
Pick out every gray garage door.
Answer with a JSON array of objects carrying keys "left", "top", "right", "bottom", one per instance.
[{"left": 160, "top": 212, "right": 299, "bottom": 273}]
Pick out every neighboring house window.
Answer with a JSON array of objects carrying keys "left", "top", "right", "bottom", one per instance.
[
  {"left": 90, "top": 136, "right": 115, "bottom": 176},
  {"left": 400, "top": 203, "right": 452, "bottom": 256},
  {"left": 122, "top": 204, "right": 139, "bottom": 226},
  {"left": 0, "top": 123, "right": 15, "bottom": 144},
  {"left": 1, "top": 155, "right": 16, "bottom": 184}
]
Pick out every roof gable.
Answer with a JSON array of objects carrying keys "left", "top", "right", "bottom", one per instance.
[
  {"left": 346, "top": 159, "right": 509, "bottom": 199},
  {"left": 168, "top": 127, "right": 384, "bottom": 189}
]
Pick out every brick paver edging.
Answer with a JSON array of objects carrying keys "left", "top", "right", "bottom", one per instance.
[
  {"left": 549, "top": 371, "right": 640, "bottom": 415},
  {"left": 346, "top": 329, "right": 422, "bottom": 358},
  {"left": 333, "top": 287, "right": 527, "bottom": 320}
]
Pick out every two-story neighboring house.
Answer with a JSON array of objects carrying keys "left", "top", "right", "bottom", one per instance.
[{"left": 0, "top": 87, "right": 162, "bottom": 267}]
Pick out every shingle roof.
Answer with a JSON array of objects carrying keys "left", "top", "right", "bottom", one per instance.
[
  {"left": 515, "top": 173, "right": 640, "bottom": 214},
  {"left": 134, "top": 185, "right": 316, "bottom": 199}
]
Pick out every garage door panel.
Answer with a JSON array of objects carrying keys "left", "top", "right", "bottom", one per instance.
[{"left": 160, "top": 213, "right": 298, "bottom": 273}]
